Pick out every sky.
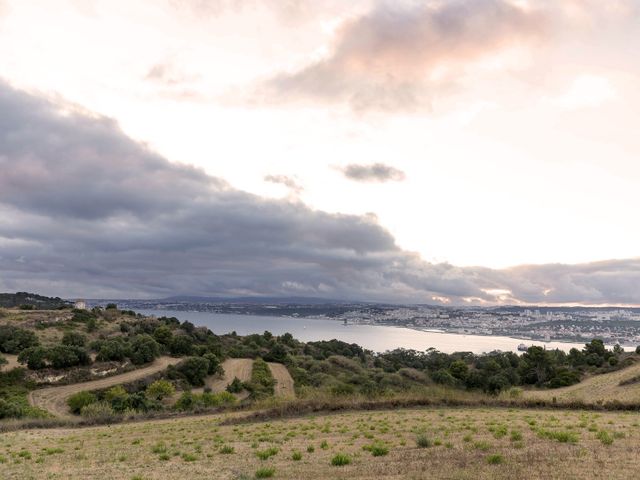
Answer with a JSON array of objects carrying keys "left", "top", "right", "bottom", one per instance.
[{"left": 1, "top": 0, "right": 640, "bottom": 305}]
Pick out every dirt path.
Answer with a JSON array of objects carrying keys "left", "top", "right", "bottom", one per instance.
[
  {"left": 29, "top": 356, "right": 181, "bottom": 418},
  {"left": 0, "top": 354, "right": 20, "bottom": 371},
  {"left": 268, "top": 362, "right": 295, "bottom": 398}
]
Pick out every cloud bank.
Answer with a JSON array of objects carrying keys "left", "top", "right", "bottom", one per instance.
[
  {"left": 0, "top": 80, "right": 639, "bottom": 305},
  {"left": 261, "top": 0, "right": 549, "bottom": 111}
]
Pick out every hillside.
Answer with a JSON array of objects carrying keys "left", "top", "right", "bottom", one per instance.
[{"left": 524, "top": 359, "right": 640, "bottom": 404}]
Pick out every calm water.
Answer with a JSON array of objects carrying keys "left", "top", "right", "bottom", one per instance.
[{"left": 137, "top": 309, "right": 587, "bottom": 354}]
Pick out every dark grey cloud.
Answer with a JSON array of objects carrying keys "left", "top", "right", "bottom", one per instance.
[
  {"left": 264, "top": 174, "right": 303, "bottom": 194},
  {"left": 260, "top": 0, "right": 548, "bottom": 111},
  {"left": 0, "top": 80, "right": 639, "bottom": 305},
  {"left": 340, "top": 163, "right": 405, "bottom": 183}
]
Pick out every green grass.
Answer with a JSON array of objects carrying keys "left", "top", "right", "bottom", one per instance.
[
  {"left": 255, "top": 466, "right": 276, "bottom": 478},
  {"left": 486, "top": 454, "right": 504, "bottom": 465},
  {"left": 331, "top": 453, "right": 351, "bottom": 466},
  {"left": 256, "top": 447, "right": 278, "bottom": 460}
]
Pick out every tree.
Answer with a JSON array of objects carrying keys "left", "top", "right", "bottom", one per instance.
[
  {"left": 128, "top": 335, "right": 160, "bottom": 365},
  {"left": 47, "top": 345, "right": 90, "bottom": 369},
  {"left": 169, "top": 335, "right": 194, "bottom": 356},
  {"left": 449, "top": 360, "right": 469, "bottom": 380},
  {"left": 96, "top": 338, "right": 129, "bottom": 362},
  {"left": 520, "top": 346, "right": 554, "bottom": 385},
  {"left": 146, "top": 379, "right": 175, "bottom": 400},
  {"left": 153, "top": 325, "right": 173, "bottom": 346},
  {"left": 203, "top": 353, "right": 222, "bottom": 375},
  {"left": 177, "top": 356, "right": 210, "bottom": 386}
]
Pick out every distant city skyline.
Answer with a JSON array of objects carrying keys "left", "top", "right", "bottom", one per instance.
[{"left": 1, "top": 0, "right": 639, "bottom": 305}]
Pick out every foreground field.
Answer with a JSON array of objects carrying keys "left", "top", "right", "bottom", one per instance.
[
  {"left": 2, "top": 406, "right": 639, "bottom": 479},
  {"left": 524, "top": 360, "right": 640, "bottom": 404}
]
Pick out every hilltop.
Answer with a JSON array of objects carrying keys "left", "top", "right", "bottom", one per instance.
[{"left": 0, "top": 292, "right": 71, "bottom": 310}]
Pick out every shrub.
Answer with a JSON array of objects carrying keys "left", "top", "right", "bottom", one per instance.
[
  {"left": 67, "top": 391, "right": 97, "bottom": 414},
  {"left": 174, "top": 392, "right": 197, "bottom": 411},
  {"left": 226, "top": 377, "right": 244, "bottom": 393},
  {"left": 292, "top": 451, "right": 302, "bottom": 461},
  {"left": 146, "top": 380, "right": 175, "bottom": 401},
  {"left": 306, "top": 445, "right": 315, "bottom": 453},
  {"left": 18, "top": 346, "right": 48, "bottom": 370},
  {"left": 96, "top": 338, "right": 130, "bottom": 362},
  {"left": 487, "top": 454, "right": 504, "bottom": 465},
  {"left": 416, "top": 434, "right": 432, "bottom": 448},
  {"left": 80, "top": 401, "right": 115, "bottom": 422},
  {"left": 219, "top": 445, "right": 235, "bottom": 454},
  {"left": 331, "top": 453, "right": 351, "bottom": 466},
  {"left": 255, "top": 467, "right": 275, "bottom": 478},
  {"left": 181, "top": 452, "right": 197, "bottom": 462},
  {"left": 47, "top": 345, "right": 91, "bottom": 369},
  {"left": 61, "top": 331, "right": 86, "bottom": 348},
  {"left": 256, "top": 447, "right": 279, "bottom": 460},
  {"left": 0, "top": 325, "right": 39, "bottom": 354},
  {"left": 366, "top": 443, "right": 389, "bottom": 457},
  {"left": 151, "top": 442, "right": 167, "bottom": 454},
  {"left": 596, "top": 430, "right": 614, "bottom": 445},
  {"left": 247, "top": 358, "right": 276, "bottom": 399}
]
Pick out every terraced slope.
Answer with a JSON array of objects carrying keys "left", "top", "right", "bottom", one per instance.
[
  {"left": 268, "top": 362, "right": 295, "bottom": 398},
  {"left": 28, "top": 356, "right": 181, "bottom": 418}
]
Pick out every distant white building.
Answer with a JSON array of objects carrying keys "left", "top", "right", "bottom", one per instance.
[{"left": 74, "top": 299, "right": 87, "bottom": 310}]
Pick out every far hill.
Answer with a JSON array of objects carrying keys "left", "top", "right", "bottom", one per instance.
[{"left": 0, "top": 292, "right": 72, "bottom": 310}]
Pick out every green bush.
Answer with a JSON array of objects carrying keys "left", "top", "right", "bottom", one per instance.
[
  {"left": 61, "top": 331, "right": 87, "bottom": 347},
  {"left": 146, "top": 380, "right": 175, "bottom": 400},
  {"left": 330, "top": 453, "right": 351, "bottom": 466},
  {"left": 255, "top": 467, "right": 276, "bottom": 478},
  {"left": 0, "top": 325, "right": 39, "bottom": 354},
  {"left": 256, "top": 447, "right": 279, "bottom": 460},
  {"left": 80, "top": 401, "right": 116, "bottom": 422},
  {"left": 487, "top": 454, "right": 504, "bottom": 465},
  {"left": 67, "top": 391, "right": 97, "bottom": 414},
  {"left": 416, "top": 434, "right": 432, "bottom": 448},
  {"left": 247, "top": 358, "right": 275, "bottom": 399},
  {"left": 128, "top": 335, "right": 160, "bottom": 365},
  {"left": 226, "top": 377, "right": 244, "bottom": 393},
  {"left": 291, "top": 451, "right": 302, "bottom": 461}
]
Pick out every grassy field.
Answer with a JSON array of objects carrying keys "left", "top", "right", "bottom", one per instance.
[
  {"left": 1, "top": 405, "right": 639, "bottom": 479},
  {"left": 524, "top": 360, "right": 640, "bottom": 404}
]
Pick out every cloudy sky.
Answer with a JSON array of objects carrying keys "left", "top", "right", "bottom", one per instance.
[{"left": 1, "top": 0, "right": 640, "bottom": 305}]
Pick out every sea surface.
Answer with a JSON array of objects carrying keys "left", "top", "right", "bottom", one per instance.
[{"left": 136, "top": 309, "right": 587, "bottom": 354}]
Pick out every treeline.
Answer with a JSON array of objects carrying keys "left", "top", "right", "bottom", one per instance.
[{"left": 374, "top": 339, "right": 627, "bottom": 393}]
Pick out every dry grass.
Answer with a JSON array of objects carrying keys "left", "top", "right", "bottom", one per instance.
[
  {"left": 524, "top": 361, "right": 640, "bottom": 405},
  {"left": 1, "top": 406, "right": 638, "bottom": 479}
]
